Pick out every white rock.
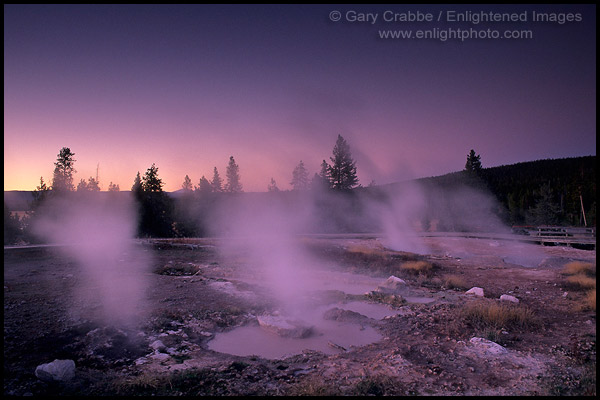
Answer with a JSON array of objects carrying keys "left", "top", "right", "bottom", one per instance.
[
  {"left": 150, "top": 352, "right": 171, "bottom": 361},
  {"left": 376, "top": 275, "right": 408, "bottom": 293},
  {"left": 35, "top": 359, "right": 76, "bottom": 382},
  {"left": 500, "top": 294, "right": 519, "bottom": 303},
  {"left": 257, "top": 315, "right": 314, "bottom": 338},
  {"left": 385, "top": 275, "right": 406, "bottom": 287},
  {"left": 465, "top": 287, "right": 484, "bottom": 297},
  {"left": 135, "top": 357, "right": 149, "bottom": 365},
  {"left": 150, "top": 340, "right": 166, "bottom": 352},
  {"left": 469, "top": 337, "right": 507, "bottom": 355}
]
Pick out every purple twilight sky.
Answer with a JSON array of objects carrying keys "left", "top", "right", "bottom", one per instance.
[{"left": 4, "top": 4, "right": 596, "bottom": 192}]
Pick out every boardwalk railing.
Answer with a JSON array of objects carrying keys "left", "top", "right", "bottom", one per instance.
[{"left": 511, "top": 225, "right": 596, "bottom": 249}]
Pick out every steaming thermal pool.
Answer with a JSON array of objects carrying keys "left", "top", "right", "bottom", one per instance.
[
  {"left": 207, "top": 318, "right": 382, "bottom": 359},
  {"left": 207, "top": 281, "right": 422, "bottom": 359},
  {"left": 207, "top": 259, "right": 435, "bottom": 359}
]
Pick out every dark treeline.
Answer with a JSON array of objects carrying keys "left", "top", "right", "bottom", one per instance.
[
  {"left": 4, "top": 146, "right": 596, "bottom": 244},
  {"left": 4, "top": 136, "right": 362, "bottom": 243}
]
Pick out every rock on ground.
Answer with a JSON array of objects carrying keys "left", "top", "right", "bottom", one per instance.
[
  {"left": 469, "top": 337, "right": 508, "bottom": 355},
  {"left": 322, "top": 307, "right": 369, "bottom": 323},
  {"left": 499, "top": 294, "right": 519, "bottom": 303},
  {"left": 34, "top": 359, "right": 76, "bottom": 382},
  {"left": 257, "top": 315, "right": 314, "bottom": 338},
  {"left": 465, "top": 287, "right": 484, "bottom": 297}
]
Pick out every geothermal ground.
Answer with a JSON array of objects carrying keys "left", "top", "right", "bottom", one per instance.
[{"left": 3, "top": 235, "right": 596, "bottom": 396}]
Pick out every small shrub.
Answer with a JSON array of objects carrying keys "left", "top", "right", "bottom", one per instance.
[
  {"left": 563, "top": 261, "right": 596, "bottom": 277},
  {"left": 400, "top": 261, "right": 433, "bottom": 275}
]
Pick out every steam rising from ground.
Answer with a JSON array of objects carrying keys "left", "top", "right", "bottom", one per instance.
[
  {"left": 372, "top": 182, "right": 430, "bottom": 254},
  {"left": 214, "top": 193, "right": 319, "bottom": 317},
  {"left": 209, "top": 181, "right": 518, "bottom": 319},
  {"left": 210, "top": 179, "right": 546, "bottom": 318},
  {"left": 33, "top": 193, "right": 150, "bottom": 328}
]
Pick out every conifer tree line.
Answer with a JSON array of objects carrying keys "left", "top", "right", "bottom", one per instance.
[
  {"left": 4, "top": 141, "right": 595, "bottom": 243},
  {"left": 7, "top": 135, "right": 362, "bottom": 240},
  {"left": 177, "top": 135, "right": 360, "bottom": 194}
]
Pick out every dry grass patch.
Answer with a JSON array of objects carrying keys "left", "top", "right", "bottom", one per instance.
[
  {"left": 115, "top": 373, "right": 165, "bottom": 393},
  {"left": 442, "top": 274, "right": 468, "bottom": 290},
  {"left": 286, "top": 376, "right": 341, "bottom": 396},
  {"left": 351, "top": 374, "right": 402, "bottom": 396},
  {"left": 400, "top": 261, "right": 433, "bottom": 275},
  {"left": 562, "top": 261, "right": 596, "bottom": 310},
  {"left": 562, "top": 261, "right": 596, "bottom": 277},
  {"left": 462, "top": 300, "right": 540, "bottom": 331},
  {"left": 346, "top": 243, "right": 387, "bottom": 256},
  {"left": 583, "top": 290, "right": 596, "bottom": 311},
  {"left": 565, "top": 274, "right": 596, "bottom": 290},
  {"left": 562, "top": 261, "right": 596, "bottom": 312}
]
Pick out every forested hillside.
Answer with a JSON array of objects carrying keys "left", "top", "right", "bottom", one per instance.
[{"left": 417, "top": 156, "right": 596, "bottom": 227}]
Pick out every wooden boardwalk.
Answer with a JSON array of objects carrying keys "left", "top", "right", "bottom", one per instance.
[{"left": 421, "top": 227, "right": 596, "bottom": 250}]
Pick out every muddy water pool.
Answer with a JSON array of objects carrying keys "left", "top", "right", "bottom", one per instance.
[{"left": 208, "top": 266, "right": 435, "bottom": 359}]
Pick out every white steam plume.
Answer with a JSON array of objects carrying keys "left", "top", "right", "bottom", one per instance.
[{"left": 33, "top": 192, "right": 150, "bottom": 327}]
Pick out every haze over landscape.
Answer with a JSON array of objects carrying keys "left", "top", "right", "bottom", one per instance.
[
  {"left": 3, "top": 5, "right": 597, "bottom": 397},
  {"left": 4, "top": 4, "right": 596, "bottom": 192}
]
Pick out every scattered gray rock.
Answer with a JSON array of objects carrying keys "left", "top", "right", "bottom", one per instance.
[
  {"left": 469, "top": 337, "right": 507, "bottom": 355},
  {"left": 134, "top": 357, "right": 149, "bottom": 365},
  {"left": 34, "top": 359, "right": 76, "bottom": 382},
  {"left": 149, "top": 352, "right": 171, "bottom": 361},
  {"left": 375, "top": 275, "right": 408, "bottom": 294},
  {"left": 384, "top": 275, "right": 406, "bottom": 288},
  {"left": 322, "top": 307, "right": 369, "bottom": 323},
  {"left": 500, "top": 294, "right": 519, "bottom": 303},
  {"left": 465, "top": 287, "right": 484, "bottom": 297},
  {"left": 150, "top": 340, "right": 166, "bottom": 352},
  {"left": 257, "top": 315, "right": 314, "bottom": 338},
  {"left": 327, "top": 341, "right": 347, "bottom": 351}
]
